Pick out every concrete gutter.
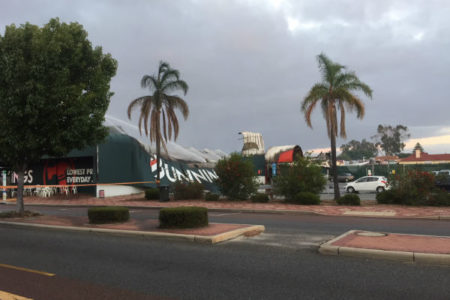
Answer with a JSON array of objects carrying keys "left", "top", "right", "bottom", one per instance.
[
  {"left": 319, "top": 230, "right": 450, "bottom": 266},
  {"left": 0, "top": 221, "right": 265, "bottom": 245}
]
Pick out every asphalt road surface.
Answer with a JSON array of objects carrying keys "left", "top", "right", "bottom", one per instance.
[{"left": 0, "top": 206, "right": 449, "bottom": 299}]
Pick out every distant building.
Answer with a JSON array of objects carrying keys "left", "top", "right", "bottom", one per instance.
[
  {"left": 399, "top": 149, "right": 450, "bottom": 165},
  {"left": 375, "top": 155, "right": 400, "bottom": 165},
  {"left": 239, "top": 131, "right": 265, "bottom": 156}
]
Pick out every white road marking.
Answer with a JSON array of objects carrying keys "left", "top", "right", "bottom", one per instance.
[{"left": 211, "top": 213, "right": 242, "bottom": 217}]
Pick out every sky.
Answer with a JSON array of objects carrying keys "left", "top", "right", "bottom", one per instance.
[{"left": 1, "top": 0, "right": 450, "bottom": 155}]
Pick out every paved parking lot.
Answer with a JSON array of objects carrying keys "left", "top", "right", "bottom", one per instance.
[{"left": 320, "top": 183, "right": 377, "bottom": 201}]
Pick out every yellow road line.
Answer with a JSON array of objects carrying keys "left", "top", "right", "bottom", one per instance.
[
  {"left": 0, "top": 263, "right": 55, "bottom": 277},
  {"left": 0, "top": 290, "right": 33, "bottom": 300}
]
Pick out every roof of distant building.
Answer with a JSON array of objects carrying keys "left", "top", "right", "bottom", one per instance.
[{"left": 400, "top": 151, "right": 450, "bottom": 162}]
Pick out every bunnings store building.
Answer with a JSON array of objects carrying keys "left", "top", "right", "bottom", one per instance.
[{"left": 4, "top": 125, "right": 221, "bottom": 198}]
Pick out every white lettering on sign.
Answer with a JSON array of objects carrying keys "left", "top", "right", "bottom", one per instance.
[
  {"left": 67, "top": 176, "right": 92, "bottom": 183},
  {"left": 150, "top": 156, "right": 218, "bottom": 184},
  {"left": 12, "top": 170, "right": 34, "bottom": 184}
]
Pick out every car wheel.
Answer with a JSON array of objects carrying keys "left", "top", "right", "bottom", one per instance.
[
  {"left": 376, "top": 186, "right": 385, "bottom": 193},
  {"left": 347, "top": 187, "right": 355, "bottom": 193}
]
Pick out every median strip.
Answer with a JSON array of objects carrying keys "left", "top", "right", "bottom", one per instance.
[{"left": 319, "top": 230, "right": 450, "bottom": 265}]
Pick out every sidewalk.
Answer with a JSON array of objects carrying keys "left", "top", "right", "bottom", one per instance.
[{"left": 9, "top": 193, "right": 450, "bottom": 220}]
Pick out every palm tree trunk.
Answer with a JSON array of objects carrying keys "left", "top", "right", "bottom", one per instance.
[
  {"left": 15, "top": 165, "right": 26, "bottom": 215},
  {"left": 156, "top": 133, "right": 161, "bottom": 188},
  {"left": 330, "top": 128, "right": 341, "bottom": 200}
]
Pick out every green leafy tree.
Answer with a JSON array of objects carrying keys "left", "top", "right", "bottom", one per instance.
[
  {"left": 273, "top": 157, "right": 326, "bottom": 201},
  {"left": 215, "top": 153, "right": 257, "bottom": 200},
  {"left": 339, "top": 139, "right": 378, "bottom": 160},
  {"left": 128, "top": 61, "right": 189, "bottom": 188},
  {"left": 372, "top": 124, "right": 410, "bottom": 155},
  {"left": 301, "top": 53, "right": 372, "bottom": 200},
  {"left": 0, "top": 18, "right": 117, "bottom": 214}
]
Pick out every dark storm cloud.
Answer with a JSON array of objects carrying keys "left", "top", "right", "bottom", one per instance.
[{"left": 1, "top": 0, "right": 449, "bottom": 153}]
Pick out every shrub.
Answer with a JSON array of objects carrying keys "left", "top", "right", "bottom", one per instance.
[
  {"left": 376, "top": 190, "right": 395, "bottom": 204},
  {"left": 273, "top": 157, "right": 326, "bottom": 200},
  {"left": 337, "top": 194, "right": 361, "bottom": 206},
  {"left": 0, "top": 211, "right": 41, "bottom": 218},
  {"left": 388, "top": 170, "right": 436, "bottom": 205},
  {"left": 145, "top": 188, "right": 160, "bottom": 200},
  {"left": 215, "top": 153, "right": 258, "bottom": 200},
  {"left": 205, "top": 192, "right": 220, "bottom": 202},
  {"left": 288, "top": 192, "right": 320, "bottom": 205},
  {"left": 159, "top": 206, "right": 208, "bottom": 228},
  {"left": 173, "top": 181, "right": 204, "bottom": 200},
  {"left": 88, "top": 206, "right": 130, "bottom": 224},
  {"left": 427, "top": 190, "right": 450, "bottom": 206},
  {"left": 250, "top": 193, "right": 269, "bottom": 203}
]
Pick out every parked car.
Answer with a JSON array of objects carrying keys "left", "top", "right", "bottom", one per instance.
[
  {"left": 437, "top": 170, "right": 450, "bottom": 176},
  {"left": 344, "top": 176, "right": 389, "bottom": 193},
  {"left": 329, "top": 173, "right": 355, "bottom": 182},
  {"left": 435, "top": 170, "right": 450, "bottom": 191}
]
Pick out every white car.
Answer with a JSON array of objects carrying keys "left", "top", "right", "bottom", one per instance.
[{"left": 345, "top": 176, "right": 389, "bottom": 193}]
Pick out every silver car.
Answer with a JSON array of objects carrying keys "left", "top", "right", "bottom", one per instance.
[{"left": 345, "top": 176, "right": 389, "bottom": 193}]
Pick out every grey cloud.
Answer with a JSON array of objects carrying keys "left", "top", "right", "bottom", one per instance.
[{"left": 1, "top": 0, "right": 449, "bottom": 153}]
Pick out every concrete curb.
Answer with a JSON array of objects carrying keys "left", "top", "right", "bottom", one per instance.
[
  {"left": 319, "top": 230, "right": 450, "bottom": 265},
  {"left": 0, "top": 221, "right": 265, "bottom": 245}
]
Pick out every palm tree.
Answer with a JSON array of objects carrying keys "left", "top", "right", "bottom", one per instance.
[
  {"left": 301, "top": 54, "right": 372, "bottom": 200},
  {"left": 128, "top": 61, "right": 189, "bottom": 188}
]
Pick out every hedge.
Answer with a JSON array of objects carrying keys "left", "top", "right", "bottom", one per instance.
[
  {"left": 205, "top": 192, "right": 220, "bottom": 201},
  {"left": 287, "top": 192, "right": 320, "bottom": 205},
  {"left": 145, "top": 188, "right": 160, "bottom": 200},
  {"left": 377, "top": 189, "right": 450, "bottom": 206},
  {"left": 88, "top": 206, "right": 130, "bottom": 224},
  {"left": 174, "top": 181, "right": 204, "bottom": 200},
  {"left": 159, "top": 206, "right": 208, "bottom": 228},
  {"left": 337, "top": 194, "right": 361, "bottom": 206},
  {"left": 251, "top": 193, "right": 270, "bottom": 203}
]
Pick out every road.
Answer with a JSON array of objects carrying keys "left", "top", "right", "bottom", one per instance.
[{"left": 0, "top": 206, "right": 449, "bottom": 299}]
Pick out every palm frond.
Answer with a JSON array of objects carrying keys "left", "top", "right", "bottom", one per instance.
[
  {"left": 150, "top": 109, "right": 159, "bottom": 143},
  {"left": 317, "top": 53, "right": 345, "bottom": 86},
  {"left": 161, "top": 69, "right": 180, "bottom": 85},
  {"left": 335, "top": 89, "right": 365, "bottom": 119},
  {"left": 141, "top": 75, "right": 158, "bottom": 90},
  {"left": 343, "top": 80, "right": 373, "bottom": 98},
  {"left": 165, "top": 95, "right": 189, "bottom": 120},
  {"left": 160, "top": 137, "right": 169, "bottom": 156},
  {"left": 167, "top": 110, "right": 173, "bottom": 140},
  {"left": 301, "top": 83, "right": 328, "bottom": 112},
  {"left": 141, "top": 99, "right": 152, "bottom": 136},
  {"left": 334, "top": 72, "right": 358, "bottom": 88},
  {"left": 163, "top": 80, "right": 189, "bottom": 95},
  {"left": 321, "top": 101, "right": 331, "bottom": 138},
  {"left": 167, "top": 108, "right": 180, "bottom": 140},
  {"left": 303, "top": 99, "right": 319, "bottom": 128},
  {"left": 158, "top": 61, "right": 170, "bottom": 77},
  {"left": 138, "top": 112, "right": 144, "bottom": 136},
  {"left": 127, "top": 97, "right": 146, "bottom": 119}
]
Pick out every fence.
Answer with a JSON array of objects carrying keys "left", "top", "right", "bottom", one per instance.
[{"left": 337, "top": 163, "right": 450, "bottom": 179}]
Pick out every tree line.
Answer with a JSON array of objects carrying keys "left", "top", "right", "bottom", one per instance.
[{"left": 338, "top": 125, "right": 423, "bottom": 161}]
